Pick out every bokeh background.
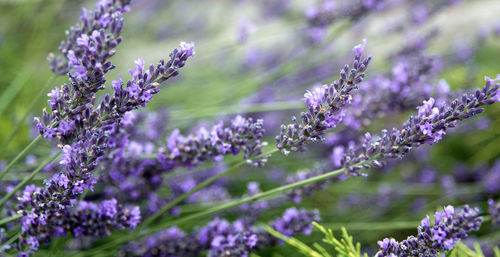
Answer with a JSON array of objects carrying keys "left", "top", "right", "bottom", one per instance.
[{"left": 1, "top": 0, "right": 500, "bottom": 256}]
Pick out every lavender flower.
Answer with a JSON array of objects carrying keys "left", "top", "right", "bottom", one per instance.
[
  {"left": 489, "top": 199, "right": 500, "bottom": 225},
  {"left": 208, "top": 231, "right": 258, "bottom": 257},
  {"left": 17, "top": 0, "right": 194, "bottom": 252},
  {"left": 341, "top": 75, "right": 499, "bottom": 176},
  {"left": 276, "top": 40, "right": 371, "bottom": 154},
  {"left": 48, "top": 0, "right": 131, "bottom": 75},
  {"left": 376, "top": 205, "right": 483, "bottom": 256},
  {"left": 158, "top": 115, "right": 267, "bottom": 168},
  {"left": 16, "top": 198, "right": 140, "bottom": 255},
  {"left": 272, "top": 207, "right": 320, "bottom": 237}
]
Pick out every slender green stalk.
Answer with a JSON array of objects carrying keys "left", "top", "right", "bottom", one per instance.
[
  {"left": 0, "top": 135, "right": 42, "bottom": 181},
  {"left": 0, "top": 214, "right": 23, "bottom": 226},
  {"left": 322, "top": 221, "right": 418, "bottom": 231},
  {"left": 0, "top": 149, "right": 61, "bottom": 208},
  {"left": 0, "top": 70, "right": 33, "bottom": 119},
  {"left": 139, "top": 149, "right": 279, "bottom": 229},
  {"left": 263, "top": 225, "right": 323, "bottom": 257},
  {"left": 0, "top": 230, "right": 22, "bottom": 254},
  {"left": 0, "top": 75, "right": 57, "bottom": 157}
]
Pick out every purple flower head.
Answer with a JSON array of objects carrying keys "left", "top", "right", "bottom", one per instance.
[
  {"left": 272, "top": 207, "right": 320, "bottom": 237},
  {"left": 353, "top": 38, "right": 367, "bottom": 58},
  {"left": 98, "top": 199, "right": 118, "bottom": 218},
  {"left": 419, "top": 122, "right": 434, "bottom": 136},
  {"left": 126, "top": 206, "right": 141, "bottom": 229},
  {"left": 179, "top": 41, "right": 195, "bottom": 58},
  {"left": 112, "top": 75, "right": 123, "bottom": 92},
  {"left": 19, "top": 185, "right": 37, "bottom": 203},
  {"left": 277, "top": 41, "right": 371, "bottom": 154},
  {"left": 376, "top": 205, "right": 483, "bottom": 256},
  {"left": 341, "top": 77, "right": 499, "bottom": 176},
  {"left": 128, "top": 58, "right": 144, "bottom": 80},
  {"left": 59, "top": 145, "right": 72, "bottom": 166},
  {"left": 76, "top": 34, "right": 89, "bottom": 48},
  {"left": 304, "top": 84, "right": 328, "bottom": 109}
]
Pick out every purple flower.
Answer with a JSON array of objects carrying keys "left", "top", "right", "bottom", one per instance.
[
  {"left": 126, "top": 82, "right": 141, "bottom": 100},
  {"left": 99, "top": 199, "right": 118, "bottom": 218},
  {"left": 419, "top": 122, "right": 434, "bottom": 136},
  {"left": 128, "top": 58, "right": 144, "bottom": 80},
  {"left": 112, "top": 75, "right": 123, "bottom": 92},
  {"left": 376, "top": 205, "right": 483, "bottom": 256},
  {"left": 76, "top": 34, "right": 89, "bottom": 48},
  {"left": 276, "top": 41, "right": 371, "bottom": 154},
  {"left": 179, "top": 41, "right": 195, "bottom": 58},
  {"left": 59, "top": 145, "right": 72, "bottom": 166},
  {"left": 341, "top": 76, "right": 499, "bottom": 176},
  {"left": 272, "top": 207, "right": 320, "bottom": 237}
]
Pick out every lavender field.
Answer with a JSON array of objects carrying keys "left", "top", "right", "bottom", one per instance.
[{"left": 1, "top": 0, "right": 500, "bottom": 256}]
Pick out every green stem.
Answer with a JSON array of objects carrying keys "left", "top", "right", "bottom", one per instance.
[
  {"left": 0, "top": 214, "right": 23, "bottom": 226},
  {"left": 0, "top": 70, "right": 33, "bottom": 119},
  {"left": 0, "top": 149, "right": 61, "bottom": 208},
  {"left": 0, "top": 135, "right": 42, "bottom": 181},
  {"left": 322, "top": 221, "right": 418, "bottom": 231},
  {"left": 0, "top": 75, "right": 57, "bottom": 157},
  {"left": 150, "top": 167, "right": 347, "bottom": 232},
  {"left": 139, "top": 149, "right": 279, "bottom": 229},
  {"left": 0, "top": 230, "right": 21, "bottom": 253}
]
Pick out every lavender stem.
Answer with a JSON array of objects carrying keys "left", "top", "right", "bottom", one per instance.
[{"left": 0, "top": 135, "right": 42, "bottom": 181}]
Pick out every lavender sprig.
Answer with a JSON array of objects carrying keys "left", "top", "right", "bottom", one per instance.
[
  {"left": 17, "top": 42, "right": 194, "bottom": 254},
  {"left": 342, "top": 75, "right": 500, "bottom": 176},
  {"left": 276, "top": 40, "right": 371, "bottom": 154},
  {"left": 272, "top": 207, "right": 320, "bottom": 237},
  {"left": 158, "top": 115, "right": 267, "bottom": 169},
  {"left": 376, "top": 205, "right": 483, "bottom": 256},
  {"left": 16, "top": 198, "right": 140, "bottom": 255},
  {"left": 48, "top": 0, "right": 131, "bottom": 75}
]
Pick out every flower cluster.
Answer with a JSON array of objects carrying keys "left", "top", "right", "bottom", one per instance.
[
  {"left": 341, "top": 75, "right": 500, "bottom": 176},
  {"left": 14, "top": 0, "right": 195, "bottom": 254},
  {"left": 376, "top": 205, "right": 483, "bottom": 256},
  {"left": 20, "top": 42, "right": 194, "bottom": 250},
  {"left": 489, "top": 199, "right": 500, "bottom": 225},
  {"left": 17, "top": 198, "right": 140, "bottom": 254},
  {"left": 48, "top": 0, "right": 131, "bottom": 75},
  {"left": 158, "top": 115, "right": 267, "bottom": 168},
  {"left": 276, "top": 40, "right": 371, "bottom": 154},
  {"left": 272, "top": 207, "right": 320, "bottom": 237}
]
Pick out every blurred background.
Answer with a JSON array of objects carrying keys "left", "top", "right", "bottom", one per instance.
[{"left": 1, "top": 0, "right": 500, "bottom": 256}]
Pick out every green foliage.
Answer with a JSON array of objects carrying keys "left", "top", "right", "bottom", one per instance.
[{"left": 264, "top": 222, "right": 368, "bottom": 257}]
